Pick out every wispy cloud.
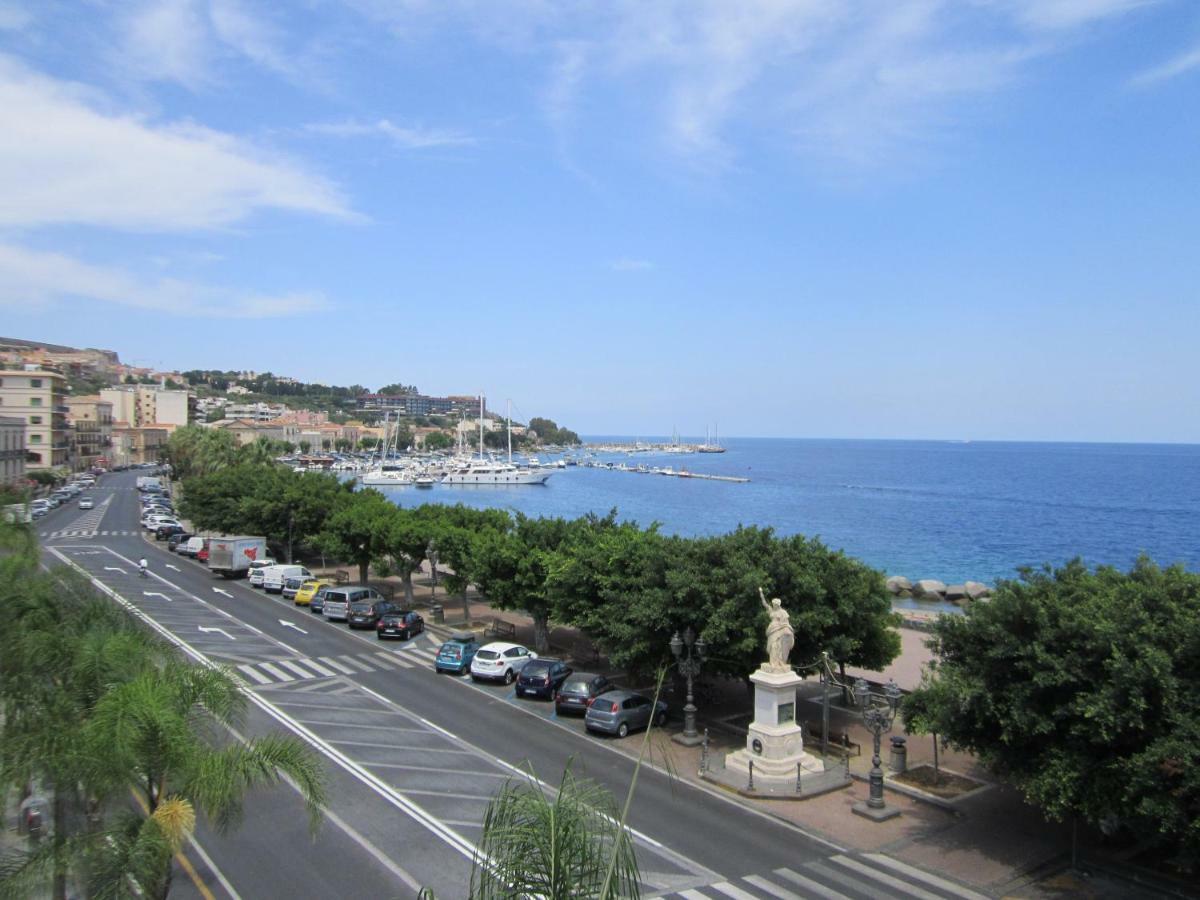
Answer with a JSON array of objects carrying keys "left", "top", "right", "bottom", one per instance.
[
  {"left": 610, "top": 258, "right": 653, "bottom": 272},
  {"left": 0, "top": 1, "right": 32, "bottom": 31},
  {"left": 1130, "top": 40, "right": 1200, "bottom": 87},
  {"left": 0, "top": 55, "right": 351, "bottom": 230},
  {"left": 305, "top": 118, "right": 474, "bottom": 150},
  {"left": 0, "top": 243, "right": 328, "bottom": 319}
]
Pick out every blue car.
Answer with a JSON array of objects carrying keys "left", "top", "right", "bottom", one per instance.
[{"left": 435, "top": 633, "right": 481, "bottom": 675}]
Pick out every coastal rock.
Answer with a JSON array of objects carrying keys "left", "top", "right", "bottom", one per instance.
[
  {"left": 885, "top": 576, "right": 912, "bottom": 595},
  {"left": 965, "top": 581, "right": 991, "bottom": 600},
  {"left": 945, "top": 584, "right": 968, "bottom": 602},
  {"left": 912, "top": 579, "right": 947, "bottom": 600}
]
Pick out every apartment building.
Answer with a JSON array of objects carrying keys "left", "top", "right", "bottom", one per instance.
[
  {"left": 0, "top": 416, "right": 26, "bottom": 485},
  {"left": 111, "top": 425, "right": 168, "bottom": 467},
  {"left": 100, "top": 385, "right": 192, "bottom": 428},
  {"left": 0, "top": 366, "right": 70, "bottom": 470},
  {"left": 66, "top": 395, "right": 114, "bottom": 471}
]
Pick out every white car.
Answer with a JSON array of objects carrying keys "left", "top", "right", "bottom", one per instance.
[
  {"left": 142, "top": 514, "right": 178, "bottom": 530},
  {"left": 78, "top": 497, "right": 94, "bottom": 510},
  {"left": 469, "top": 642, "right": 538, "bottom": 684}
]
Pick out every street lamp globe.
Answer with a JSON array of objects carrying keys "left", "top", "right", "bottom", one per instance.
[
  {"left": 670, "top": 631, "right": 684, "bottom": 660},
  {"left": 695, "top": 634, "right": 708, "bottom": 661}
]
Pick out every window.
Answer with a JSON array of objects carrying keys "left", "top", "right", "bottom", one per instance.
[
  {"left": 30, "top": 378, "right": 42, "bottom": 388},
  {"left": 30, "top": 397, "right": 42, "bottom": 407},
  {"left": 30, "top": 416, "right": 42, "bottom": 424},
  {"left": 30, "top": 434, "right": 42, "bottom": 443}
]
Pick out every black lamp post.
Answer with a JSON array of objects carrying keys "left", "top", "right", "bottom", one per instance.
[
  {"left": 852, "top": 677, "right": 903, "bottom": 821},
  {"left": 669, "top": 627, "right": 708, "bottom": 746}
]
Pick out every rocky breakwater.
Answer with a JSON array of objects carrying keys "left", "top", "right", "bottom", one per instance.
[{"left": 885, "top": 576, "right": 991, "bottom": 605}]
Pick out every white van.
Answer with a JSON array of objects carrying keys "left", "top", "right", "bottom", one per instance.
[
  {"left": 247, "top": 559, "right": 277, "bottom": 588},
  {"left": 261, "top": 564, "right": 312, "bottom": 594},
  {"left": 183, "top": 536, "right": 206, "bottom": 558}
]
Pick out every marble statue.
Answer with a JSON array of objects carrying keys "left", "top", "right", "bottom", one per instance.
[{"left": 759, "top": 587, "right": 794, "bottom": 672}]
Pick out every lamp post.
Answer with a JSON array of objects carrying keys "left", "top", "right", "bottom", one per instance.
[
  {"left": 426, "top": 542, "right": 439, "bottom": 600},
  {"left": 851, "top": 677, "right": 903, "bottom": 821},
  {"left": 669, "top": 627, "right": 707, "bottom": 746}
]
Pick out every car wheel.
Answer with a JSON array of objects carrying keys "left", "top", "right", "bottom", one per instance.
[
  {"left": 655, "top": 710, "right": 667, "bottom": 727},
  {"left": 504, "top": 669, "right": 515, "bottom": 685},
  {"left": 617, "top": 722, "right": 629, "bottom": 738}
]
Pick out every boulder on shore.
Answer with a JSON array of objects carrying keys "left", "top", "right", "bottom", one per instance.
[
  {"left": 965, "top": 581, "right": 991, "bottom": 600},
  {"left": 885, "top": 575, "right": 912, "bottom": 595},
  {"left": 945, "top": 584, "right": 968, "bottom": 602},
  {"left": 912, "top": 579, "right": 947, "bottom": 600}
]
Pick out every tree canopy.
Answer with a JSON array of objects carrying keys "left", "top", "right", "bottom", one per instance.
[{"left": 904, "top": 557, "right": 1200, "bottom": 859}]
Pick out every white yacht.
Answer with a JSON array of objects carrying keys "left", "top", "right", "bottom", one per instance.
[
  {"left": 441, "top": 395, "right": 552, "bottom": 486},
  {"left": 359, "top": 414, "right": 415, "bottom": 486}
]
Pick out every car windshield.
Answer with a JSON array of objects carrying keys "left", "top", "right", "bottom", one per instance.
[
  {"left": 476, "top": 650, "right": 499, "bottom": 660},
  {"left": 563, "top": 679, "right": 594, "bottom": 693}
]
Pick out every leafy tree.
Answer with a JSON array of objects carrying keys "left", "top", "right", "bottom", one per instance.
[
  {"left": 26, "top": 469, "right": 62, "bottom": 486},
  {"left": 904, "top": 557, "right": 1200, "bottom": 861},
  {"left": 359, "top": 436, "right": 379, "bottom": 451},
  {"left": 423, "top": 431, "right": 453, "bottom": 451},
  {"left": 163, "top": 425, "right": 239, "bottom": 480},
  {"left": 527, "top": 417, "right": 581, "bottom": 446},
  {"left": 319, "top": 489, "right": 397, "bottom": 583},
  {"left": 376, "top": 505, "right": 441, "bottom": 607},
  {"left": 432, "top": 505, "right": 512, "bottom": 624},
  {"left": 237, "top": 468, "right": 353, "bottom": 563},
  {"left": 377, "top": 383, "right": 418, "bottom": 395},
  {"left": 299, "top": 440, "right": 312, "bottom": 454}
]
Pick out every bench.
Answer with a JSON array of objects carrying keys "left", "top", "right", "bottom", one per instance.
[
  {"left": 487, "top": 617, "right": 517, "bottom": 640},
  {"left": 333, "top": 569, "right": 350, "bottom": 584}
]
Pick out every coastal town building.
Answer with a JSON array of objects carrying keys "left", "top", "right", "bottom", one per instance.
[
  {"left": 0, "top": 337, "right": 120, "bottom": 382},
  {"left": 66, "top": 395, "right": 114, "bottom": 471},
  {"left": 101, "top": 385, "right": 193, "bottom": 428},
  {"left": 111, "top": 425, "right": 168, "bottom": 467},
  {"left": 223, "top": 402, "right": 286, "bottom": 421},
  {"left": 0, "top": 416, "right": 27, "bottom": 486},
  {"left": 209, "top": 418, "right": 299, "bottom": 447},
  {"left": 357, "top": 392, "right": 482, "bottom": 418},
  {"left": 0, "top": 366, "right": 70, "bottom": 470}
]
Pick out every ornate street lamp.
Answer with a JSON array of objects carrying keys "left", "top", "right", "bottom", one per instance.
[
  {"left": 852, "top": 677, "right": 903, "bottom": 821},
  {"left": 669, "top": 627, "right": 708, "bottom": 745}
]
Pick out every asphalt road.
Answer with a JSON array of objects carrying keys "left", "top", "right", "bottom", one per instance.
[{"left": 36, "top": 470, "right": 992, "bottom": 900}]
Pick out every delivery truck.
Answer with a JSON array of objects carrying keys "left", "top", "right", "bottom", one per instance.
[{"left": 206, "top": 536, "right": 268, "bottom": 579}]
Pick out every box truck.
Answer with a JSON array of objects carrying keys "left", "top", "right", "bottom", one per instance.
[{"left": 206, "top": 536, "right": 268, "bottom": 579}]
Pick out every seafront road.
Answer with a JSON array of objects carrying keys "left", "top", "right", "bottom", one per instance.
[{"left": 35, "top": 470, "right": 996, "bottom": 899}]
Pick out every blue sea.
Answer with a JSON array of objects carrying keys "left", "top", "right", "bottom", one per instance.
[{"left": 375, "top": 439, "right": 1200, "bottom": 610}]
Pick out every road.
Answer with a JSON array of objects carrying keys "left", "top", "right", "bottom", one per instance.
[{"left": 36, "top": 470, "right": 991, "bottom": 899}]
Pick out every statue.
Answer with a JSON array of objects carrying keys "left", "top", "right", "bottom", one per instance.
[{"left": 759, "top": 588, "right": 794, "bottom": 672}]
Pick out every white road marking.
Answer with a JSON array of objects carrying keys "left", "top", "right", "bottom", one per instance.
[
  {"left": 279, "top": 619, "right": 308, "bottom": 634},
  {"left": 294, "top": 658, "right": 336, "bottom": 678},
  {"left": 237, "top": 664, "right": 272, "bottom": 685},
  {"left": 743, "top": 874, "right": 802, "bottom": 899},
  {"left": 277, "top": 660, "right": 319, "bottom": 680},
  {"left": 143, "top": 591, "right": 172, "bottom": 602},
  {"left": 831, "top": 855, "right": 944, "bottom": 900},
  {"left": 213, "top": 588, "right": 233, "bottom": 598},
  {"left": 861, "top": 853, "right": 991, "bottom": 899},
  {"left": 772, "top": 868, "right": 853, "bottom": 900},
  {"left": 197, "top": 626, "right": 235, "bottom": 640},
  {"left": 373, "top": 652, "right": 410, "bottom": 668},
  {"left": 710, "top": 882, "right": 759, "bottom": 900},
  {"left": 319, "top": 656, "right": 356, "bottom": 674},
  {"left": 257, "top": 662, "right": 294, "bottom": 682}
]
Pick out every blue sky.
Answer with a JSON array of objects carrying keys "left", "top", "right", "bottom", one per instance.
[{"left": 1, "top": 0, "right": 1197, "bottom": 441}]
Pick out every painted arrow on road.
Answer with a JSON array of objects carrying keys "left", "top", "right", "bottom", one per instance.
[
  {"left": 143, "top": 591, "right": 172, "bottom": 602},
  {"left": 166, "top": 564, "right": 180, "bottom": 571},
  {"left": 213, "top": 588, "right": 233, "bottom": 598},
  {"left": 197, "top": 626, "right": 235, "bottom": 640},
  {"left": 279, "top": 620, "right": 308, "bottom": 635},
  {"left": 103, "top": 566, "right": 125, "bottom": 574}
]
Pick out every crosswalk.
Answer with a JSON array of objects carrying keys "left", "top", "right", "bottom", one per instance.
[
  {"left": 41, "top": 529, "right": 138, "bottom": 538},
  {"left": 235, "top": 644, "right": 441, "bottom": 686},
  {"left": 654, "top": 854, "right": 991, "bottom": 900}
]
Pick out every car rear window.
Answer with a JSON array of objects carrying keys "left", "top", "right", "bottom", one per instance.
[
  {"left": 563, "top": 679, "right": 593, "bottom": 693},
  {"left": 350, "top": 602, "right": 372, "bottom": 613},
  {"left": 525, "top": 661, "right": 551, "bottom": 674},
  {"left": 325, "top": 591, "right": 349, "bottom": 604},
  {"left": 476, "top": 650, "right": 499, "bottom": 660},
  {"left": 442, "top": 647, "right": 462, "bottom": 658}
]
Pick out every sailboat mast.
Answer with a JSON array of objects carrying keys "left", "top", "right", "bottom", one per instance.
[
  {"left": 479, "top": 393, "right": 485, "bottom": 460},
  {"left": 507, "top": 398, "right": 512, "bottom": 463}
]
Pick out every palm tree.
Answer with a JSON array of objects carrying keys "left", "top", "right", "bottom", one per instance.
[
  {"left": 83, "top": 661, "right": 327, "bottom": 899},
  {"left": 469, "top": 762, "right": 641, "bottom": 900}
]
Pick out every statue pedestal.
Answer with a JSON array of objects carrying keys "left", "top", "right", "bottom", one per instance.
[{"left": 725, "top": 667, "right": 824, "bottom": 790}]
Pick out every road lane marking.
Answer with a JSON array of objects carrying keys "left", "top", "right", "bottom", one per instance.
[
  {"left": 830, "top": 855, "right": 943, "bottom": 900},
  {"left": 295, "top": 720, "right": 427, "bottom": 733},
  {"left": 343, "top": 657, "right": 377, "bottom": 672},
  {"left": 362, "top": 763, "right": 510, "bottom": 777},
  {"left": 373, "top": 652, "right": 411, "bottom": 668},
  {"left": 257, "top": 662, "right": 294, "bottom": 682},
  {"left": 710, "top": 882, "right": 759, "bottom": 900},
  {"left": 294, "top": 658, "right": 336, "bottom": 677},
  {"left": 237, "top": 664, "right": 272, "bottom": 685},
  {"left": 279, "top": 619, "right": 308, "bottom": 634},
  {"left": 320, "top": 656, "right": 356, "bottom": 674},
  {"left": 861, "top": 853, "right": 991, "bottom": 900},
  {"left": 198, "top": 626, "right": 235, "bottom": 640},
  {"left": 277, "top": 660, "right": 320, "bottom": 680},
  {"left": 328, "top": 740, "right": 477, "bottom": 754},
  {"left": 744, "top": 874, "right": 803, "bottom": 899}
]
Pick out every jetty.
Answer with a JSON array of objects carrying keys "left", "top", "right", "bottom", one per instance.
[{"left": 582, "top": 460, "right": 749, "bottom": 483}]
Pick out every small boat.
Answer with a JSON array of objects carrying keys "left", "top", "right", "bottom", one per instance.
[{"left": 414, "top": 475, "right": 436, "bottom": 488}]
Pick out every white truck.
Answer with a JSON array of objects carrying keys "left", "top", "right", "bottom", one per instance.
[
  {"left": 136, "top": 476, "right": 162, "bottom": 493},
  {"left": 206, "top": 536, "right": 268, "bottom": 579}
]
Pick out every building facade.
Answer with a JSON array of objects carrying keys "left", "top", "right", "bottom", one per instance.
[
  {"left": 0, "top": 367, "right": 70, "bottom": 470},
  {"left": 111, "top": 426, "right": 168, "bottom": 466},
  {"left": 0, "top": 416, "right": 27, "bottom": 486},
  {"left": 66, "top": 395, "right": 114, "bottom": 471},
  {"left": 357, "top": 392, "right": 482, "bottom": 418},
  {"left": 100, "top": 386, "right": 192, "bottom": 428}
]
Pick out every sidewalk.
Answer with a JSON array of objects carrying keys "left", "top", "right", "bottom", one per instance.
[{"left": 360, "top": 571, "right": 1174, "bottom": 898}]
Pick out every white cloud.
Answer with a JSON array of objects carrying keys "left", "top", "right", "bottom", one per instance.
[
  {"left": 122, "top": 0, "right": 211, "bottom": 88},
  {"left": 610, "top": 258, "right": 653, "bottom": 271},
  {"left": 306, "top": 118, "right": 473, "bottom": 149},
  {"left": 0, "top": 55, "right": 351, "bottom": 230},
  {"left": 1130, "top": 40, "right": 1200, "bottom": 87},
  {"left": 0, "top": 242, "right": 327, "bottom": 319},
  {"left": 1000, "top": 0, "right": 1159, "bottom": 32},
  {"left": 208, "top": 0, "right": 294, "bottom": 77}
]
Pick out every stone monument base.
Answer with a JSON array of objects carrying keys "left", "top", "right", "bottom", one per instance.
[
  {"left": 852, "top": 801, "right": 901, "bottom": 822},
  {"left": 724, "top": 666, "right": 824, "bottom": 791}
]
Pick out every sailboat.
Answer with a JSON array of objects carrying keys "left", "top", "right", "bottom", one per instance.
[
  {"left": 441, "top": 396, "right": 551, "bottom": 485},
  {"left": 698, "top": 423, "right": 726, "bottom": 453},
  {"left": 360, "top": 413, "right": 414, "bottom": 485}
]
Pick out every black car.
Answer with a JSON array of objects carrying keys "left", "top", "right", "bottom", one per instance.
[
  {"left": 347, "top": 600, "right": 397, "bottom": 630},
  {"left": 156, "top": 523, "right": 186, "bottom": 541},
  {"left": 309, "top": 585, "right": 331, "bottom": 615},
  {"left": 167, "top": 532, "right": 193, "bottom": 552},
  {"left": 554, "top": 672, "right": 616, "bottom": 716},
  {"left": 376, "top": 610, "right": 424, "bottom": 641},
  {"left": 516, "top": 658, "right": 573, "bottom": 699}
]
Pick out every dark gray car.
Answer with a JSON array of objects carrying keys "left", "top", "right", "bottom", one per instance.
[{"left": 584, "top": 689, "right": 668, "bottom": 738}]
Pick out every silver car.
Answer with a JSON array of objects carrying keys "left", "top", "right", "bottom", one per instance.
[{"left": 584, "top": 689, "right": 668, "bottom": 738}]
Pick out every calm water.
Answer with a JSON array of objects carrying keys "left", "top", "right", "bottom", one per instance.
[{"left": 375, "top": 439, "right": 1200, "bottom": 603}]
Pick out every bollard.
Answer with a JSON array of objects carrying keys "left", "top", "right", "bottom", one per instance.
[
  {"left": 844, "top": 754, "right": 851, "bottom": 779},
  {"left": 700, "top": 728, "right": 710, "bottom": 775},
  {"left": 889, "top": 736, "right": 908, "bottom": 774},
  {"left": 748, "top": 759, "right": 755, "bottom": 791},
  {"left": 796, "top": 762, "right": 803, "bottom": 794},
  {"left": 430, "top": 604, "right": 444, "bottom": 624}
]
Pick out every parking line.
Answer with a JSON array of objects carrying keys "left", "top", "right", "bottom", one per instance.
[
  {"left": 362, "top": 763, "right": 510, "bottom": 777},
  {"left": 328, "top": 740, "right": 476, "bottom": 754}
]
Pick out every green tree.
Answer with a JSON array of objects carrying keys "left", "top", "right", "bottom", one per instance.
[
  {"left": 422, "top": 431, "right": 453, "bottom": 451},
  {"left": 904, "top": 557, "right": 1200, "bottom": 860},
  {"left": 432, "top": 505, "right": 512, "bottom": 624},
  {"left": 299, "top": 440, "right": 312, "bottom": 454},
  {"left": 237, "top": 468, "right": 353, "bottom": 563},
  {"left": 319, "top": 489, "right": 397, "bottom": 583},
  {"left": 376, "top": 505, "right": 442, "bottom": 607}
]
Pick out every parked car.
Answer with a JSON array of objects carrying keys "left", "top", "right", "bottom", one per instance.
[
  {"left": 515, "top": 658, "right": 573, "bottom": 699},
  {"left": 261, "top": 564, "right": 312, "bottom": 594},
  {"left": 469, "top": 642, "right": 538, "bottom": 684},
  {"left": 554, "top": 673, "right": 616, "bottom": 716},
  {"left": 281, "top": 575, "right": 308, "bottom": 601},
  {"left": 78, "top": 497, "right": 94, "bottom": 510},
  {"left": 585, "top": 690, "right": 668, "bottom": 738},
  {"left": 293, "top": 578, "right": 333, "bottom": 607},
  {"left": 167, "top": 532, "right": 193, "bottom": 552},
  {"left": 182, "top": 536, "right": 206, "bottom": 558},
  {"left": 247, "top": 559, "right": 277, "bottom": 587},
  {"left": 309, "top": 584, "right": 332, "bottom": 615},
  {"left": 322, "top": 586, "right": 384, "bottom": 623},
  {"left": 156, "top": 523, "right": 185, "bottom": 541},
  {"left": 435, "top": 633, "right": 482, "bottom": 675},
  {"left": 376, "top": 609, "right": 424, "bottom": 641},
  {"left": 142, "top": 515, "right": 179, "bottom": 531},
  {"left": 347, "top": 599, "right": 397, "bottom": 630}
]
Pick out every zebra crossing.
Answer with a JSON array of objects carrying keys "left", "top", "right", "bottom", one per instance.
[
  {"left": 41, "top": 529, "right": 138, "bottom": 539},
  {"left": 236, "top": 644, "right": 441, "bottom": 686},
  {"left": 653, "top": 853, "right": 991, "bottom": 900}
]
